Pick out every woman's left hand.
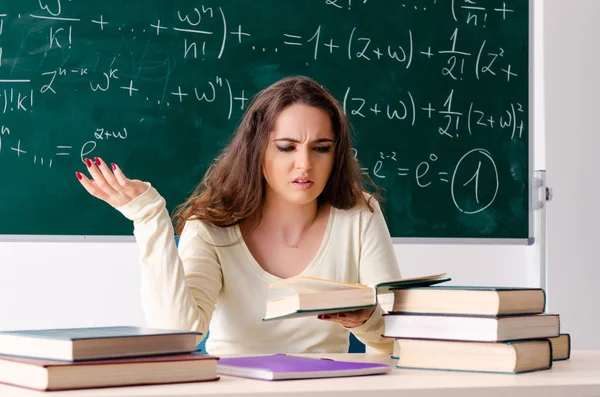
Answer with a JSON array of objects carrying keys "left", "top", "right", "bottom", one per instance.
[{"left": 317, "top": 306, "right": 376, "bottom": 328}]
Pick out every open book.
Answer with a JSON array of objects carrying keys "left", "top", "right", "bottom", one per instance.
[{"left": 263, "top": 273, "right": 450, "bottom": 321}]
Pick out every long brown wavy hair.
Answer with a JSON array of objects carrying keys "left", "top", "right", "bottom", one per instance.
[{"left": 173, "top": 75, "right": 380, "bottom": 235}]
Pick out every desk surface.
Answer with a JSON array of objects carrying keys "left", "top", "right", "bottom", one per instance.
[{"left": 1, "top": 351, "right": 599, "bottom": 397}]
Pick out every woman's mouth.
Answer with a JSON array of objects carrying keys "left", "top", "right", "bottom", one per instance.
[{"left": 292, "top": 178, "right": 314, "bottom": 190}]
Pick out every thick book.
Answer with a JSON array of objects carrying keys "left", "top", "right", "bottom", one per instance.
[
  {"left": 0, "top": 326, "right": 202, "bottom": 361},
  {"left": 391, "top": 338, "right": 552, "bottom": 374},
  {"left": 383, "top": 313, "right": 560, "bottom": 342},
  {"left": 216, "top": 354, "right": 391, "bottom": 380},
  {"left": 0, "top": 353, "right": 219, "bottom": 391},
  {"left": 549, "top": 334, "right": 571, "bottom": 360},
  {"left": 263, "top": 273, "right": 450, "bottom": 321},
  {"left": 390, "top": 286, "right": 546, "bottom": 316}
]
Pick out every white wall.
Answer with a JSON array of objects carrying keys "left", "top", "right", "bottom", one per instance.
[
  {"left": 544, "top": 0, "right": 600, "bottom": 350},
  {"left": 0, "top": 242, "right": 144, "bottom": 330},
  {"left": 4, "top": 0, "right": 597, "bottom": 350},
  {"left": 0, "top": 240, "right": 535, "bottom": 331}
]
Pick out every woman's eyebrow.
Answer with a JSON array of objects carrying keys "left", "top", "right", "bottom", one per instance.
[{"left": 273, "top": 138, "right": 334, "bottom": 143}]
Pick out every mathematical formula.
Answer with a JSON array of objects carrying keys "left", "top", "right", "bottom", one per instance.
[{"left": 0, "top": 0, "right": 527, "bottom": 220}]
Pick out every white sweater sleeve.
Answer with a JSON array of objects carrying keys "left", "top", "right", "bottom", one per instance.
[
  {"left": 115, "top": 185, "right": 222, "bottom": 339},
  {"left": 345, "top": 200, "right": 402, "bottom": 354}
]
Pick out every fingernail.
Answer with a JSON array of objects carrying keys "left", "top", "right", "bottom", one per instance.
[
  {"left": 94, "top": 157, "right": 102, "bottom": 166},
  {"left": 323, "top": 315, "right": 331, "bottom": 319},
  {"left": 111, "top": 163, "right": 117, "bottom": 170},
  {"left": 338, "top": 313, "right": 346, "bottom": 318},
  {"left": 75, "top": 172, "right": 83, "bottom": 180},
  {"left": 85, "top": 158, "right": 92, "bottom": 167}
]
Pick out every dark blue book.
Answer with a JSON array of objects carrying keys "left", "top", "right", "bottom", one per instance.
[
  {"left": 391, "top": 338, "right": 553, "bottom": 374},
  {"left": 0, "top": 326, "right": 202, "bottom": 361},
  {"left": 549, "top": 334, "right": 571, "bottom": 360},
  {"left": 383, "top": 313, "right": 560, "bottom": 342},
  {"left": 390, "top": 286, "right": 546, "bottom": 316}
]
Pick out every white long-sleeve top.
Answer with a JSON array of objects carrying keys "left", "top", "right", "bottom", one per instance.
[{"left": 116, "top": 184, "right": 401, "bottom": 355}]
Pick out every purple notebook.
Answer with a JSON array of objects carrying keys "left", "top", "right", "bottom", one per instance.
[{"left": 216, "top": 354, "right": 391, "bottom": 380}]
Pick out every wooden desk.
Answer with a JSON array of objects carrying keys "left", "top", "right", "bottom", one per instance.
[{"left": 1, "top": 351, "right": 599, "bottom": 397}]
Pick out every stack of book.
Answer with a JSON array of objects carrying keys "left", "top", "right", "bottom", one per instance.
[
  {"left": 0, "top": 326, "right": 219, "bottom": 391},
  {"left": 381, "top": 286, "right": 571, "bottom": 374}
]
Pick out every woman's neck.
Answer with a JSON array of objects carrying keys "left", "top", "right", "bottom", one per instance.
[
  {"left": 257, "top": 193, "right": 320, "bottom": 243},
  {"left": 237, "top": 189, "right": 331, "bottom": 251}
]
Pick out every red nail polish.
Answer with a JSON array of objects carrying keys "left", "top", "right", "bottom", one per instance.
[
  {"left": 94, "top": 157, "right": 101, "bottom": 166},
  {"left": 75, "top": 172, "right": 83, "bottom": 180},
  {"left": 338, "top": 313, "right": 346, "bottom": 318},
  {"left": 111, "top": 163, "right": 117, "bottom": 170},
  {"left": 85, "top": 158, "right": 92, "bottom": 167}
]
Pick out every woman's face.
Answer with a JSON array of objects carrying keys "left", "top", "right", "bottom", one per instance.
[{"left": 263, "top": 103, "right": 335, "bottom": 206}]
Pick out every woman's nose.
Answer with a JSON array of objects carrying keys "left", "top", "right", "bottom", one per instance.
[{"left": 294, "top": 148, "right": 312, "bottom": 171}]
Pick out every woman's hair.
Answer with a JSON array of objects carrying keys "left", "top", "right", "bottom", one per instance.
[{"left": 173, "top": 75, "right": 380, "bottom": 235}]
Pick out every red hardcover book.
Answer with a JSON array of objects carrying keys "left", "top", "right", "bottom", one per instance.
[{"left": 0, "top": 353, "right": 219, "bottom": 391}]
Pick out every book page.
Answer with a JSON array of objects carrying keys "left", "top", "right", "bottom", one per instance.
[
  {"left": 373, "top": 273, "right": 449, "bottom": 294},
  {"left": 374, "top": 273, "right": 448, "bottom": 286},
  {"left": 268, "top": 276, "right": 367, "bottom": 292}
]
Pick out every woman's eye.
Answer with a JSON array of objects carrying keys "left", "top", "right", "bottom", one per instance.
[
  {"left": 276, "top": 145, "right": 294, "bottom": 152},
  {"left": 314, "top": 146, "right": 332, "bottom": 153}
]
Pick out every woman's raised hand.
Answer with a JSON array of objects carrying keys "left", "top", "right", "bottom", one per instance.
[{"left": 76, "top": 157, "right": 149, "bottom": 208}]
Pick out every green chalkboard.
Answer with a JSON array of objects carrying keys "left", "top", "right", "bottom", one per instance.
[{"left": 0, "top": 0, "right": 530, "bottom": 239}]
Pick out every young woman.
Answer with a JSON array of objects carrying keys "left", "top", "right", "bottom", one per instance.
[{"left": 76, "top": 76, "right": 401, "bottom": 355}]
